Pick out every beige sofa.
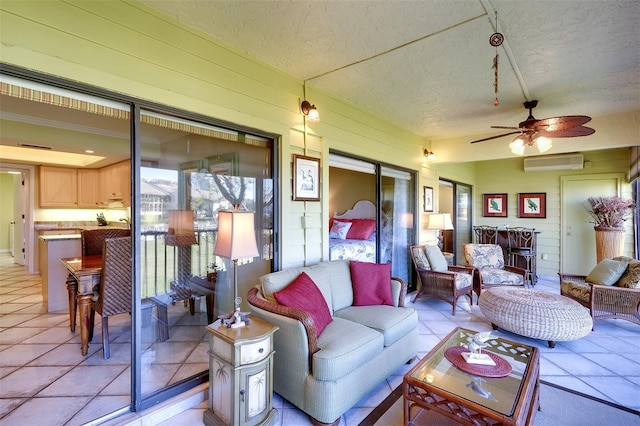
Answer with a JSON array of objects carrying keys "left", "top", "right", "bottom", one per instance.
[{"left": 247, "top": 260, "right": 418, "bottom": 425}]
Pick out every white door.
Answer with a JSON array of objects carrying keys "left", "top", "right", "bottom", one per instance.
[
  {"left": 12, "top": 172, "right": 26, "bottom": 265},
  {"left": 561, "top": 174, "right": 623, "bottom": 274}
]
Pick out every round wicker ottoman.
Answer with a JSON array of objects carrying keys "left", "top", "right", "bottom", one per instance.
[{"left": 478, "top": 287, "right": 593, "bottom": 348}]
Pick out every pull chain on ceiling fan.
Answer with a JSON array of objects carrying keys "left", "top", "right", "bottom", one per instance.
[{"left": 470, "top": 100, "right": 595, "bottom": 155}]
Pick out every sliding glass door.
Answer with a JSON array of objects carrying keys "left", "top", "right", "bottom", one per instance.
[{"left": 328, "top": 153, "right": 416, "bottom": 283}]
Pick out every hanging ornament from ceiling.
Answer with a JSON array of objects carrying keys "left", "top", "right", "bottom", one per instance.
[{"left": 489, "top": 12, "right": 503, "bottom": 106}]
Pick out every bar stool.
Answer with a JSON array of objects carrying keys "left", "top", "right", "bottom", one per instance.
[
  {"left": 507, "top": 227, "right": 536, "bottom": 286},
  {"left": 473, "top": 225, "right": 498, "bottom": 244}
]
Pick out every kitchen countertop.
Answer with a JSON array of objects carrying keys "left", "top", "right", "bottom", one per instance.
[
  {"left": 39, "top": 234, "right": 81, "bottom": 241},
  {"left": 35, "top": 221, "right": 129, "bottom": 232}
]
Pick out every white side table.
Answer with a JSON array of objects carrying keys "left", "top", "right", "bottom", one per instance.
[{"left": 203, "top": 316, "right": 279, "bottom": 426}]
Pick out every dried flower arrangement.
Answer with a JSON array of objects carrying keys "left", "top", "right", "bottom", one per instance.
[{"left": 585, "top": 196, "right": 636, "bottom": 229}]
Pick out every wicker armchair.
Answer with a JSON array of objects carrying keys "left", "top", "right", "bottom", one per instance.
[
  {"left": 89, "top": 237, "right": 132, "bottom": 359},
  {"left": 409, "top": 244, "right": 474, "bottom": 315},
  {"left": 560, "top": 256, "right": 640, "bottom": 328},
  {"left": 463, "top": 243, "right": 526, "bottom": 301}
]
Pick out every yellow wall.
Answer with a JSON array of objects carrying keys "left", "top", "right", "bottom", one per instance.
[
  {"left": 437, "top": 148, "right": 634, "bottom": 275},
  {"left": 0, "top": 1, "right": 634, "bottom": 272},
  {"left": 0, "top": 0, "right": 428, "bottom": 268}
]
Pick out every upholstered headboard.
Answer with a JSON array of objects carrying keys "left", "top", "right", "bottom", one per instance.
[{"left": 333, "top": 200, "right": 376, "bottom": 220}]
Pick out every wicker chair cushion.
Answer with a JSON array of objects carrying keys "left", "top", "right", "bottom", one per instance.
[
  {"left": 463, "top": 244, "right": 505, "bottom": 269},
  {"left": 560, "top": 279, "right": 591, "bottom": 303},
  {"left": 585, "top": 259, "right": 628, "bottom": 285},
  {"left": 411, "top": 246, "right": 430, "bottom": 270},
  {"left": 454, "top": 272, "right": 473, "bottom": 290},
  {"left": 479, "top": 268, "right": 524, "bottom": 285},
  {"left": 613, "top": 258, "right": 640, "bottom": 289},
  {"left": 425, "top": 245, "right": 448, "bottom": 272}
]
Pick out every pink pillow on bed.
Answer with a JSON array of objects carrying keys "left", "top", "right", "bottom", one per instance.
[
  {"left": 346, "top": 219, "right": 376, "bottom": 240},
  {"left": 350, "top": 260, "right": 393, "bottom": 306},
  {"left": 274, "top": 272, "right": 332, "bottom": 337}
]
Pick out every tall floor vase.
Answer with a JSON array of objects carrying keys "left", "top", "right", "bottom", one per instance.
[{"left": 595, "top": 227, "right": 625, "bottom": 263}]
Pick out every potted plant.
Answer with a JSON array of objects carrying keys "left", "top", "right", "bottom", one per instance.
[{"left": 585, "top": 195, "right": 636, "bottom": 262}]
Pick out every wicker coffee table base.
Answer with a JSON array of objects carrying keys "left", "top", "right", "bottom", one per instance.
[{"left": 479, "top": 287, "right": 593, "bottom": 348}]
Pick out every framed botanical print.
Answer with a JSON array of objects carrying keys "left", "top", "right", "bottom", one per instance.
[
  {"left": 293, "top": 154, "right": 320, "bottom": 201},
  {"left": 423, "top": 186, "right": 434, "bottom": 212},
  {"left": 518, "top": 192, "right": 546, "bottom": 218},
  {"left": 483, "top": 193, "right": 508, "bottom": 217}
]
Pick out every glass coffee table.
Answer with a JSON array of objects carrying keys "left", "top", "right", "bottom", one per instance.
[{"left": 403, "top": 327, "right": 540, "bottom": 425}]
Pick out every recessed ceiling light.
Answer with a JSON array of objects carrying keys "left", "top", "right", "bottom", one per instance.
[
  {"left": 0, "top": 145, "right": 105, "bottom": 167},
  {"left": 85, "top": 149, "right": 94, "bottom": 154}
]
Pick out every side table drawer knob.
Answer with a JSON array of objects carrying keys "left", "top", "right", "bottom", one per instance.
[{"left": 259, "top": 348, "right": 264, "bottom": 353}]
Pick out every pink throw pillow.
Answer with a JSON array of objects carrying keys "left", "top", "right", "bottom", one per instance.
[
  {"left": 274, "top": 272, "right": 333, "bottom": 336},
  {"left": 349, "top": 261, "right": 393, "bottom": 306},
  {"left": 346, "top": 219, "right": 376, "bottom": 240}
]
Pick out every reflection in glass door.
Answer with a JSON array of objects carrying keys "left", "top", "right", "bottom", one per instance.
[
  {"left": 438, "top": 179, "right": 472, "bottom": 264},
  {"left": 380, "top": 166, "right": 415, "bottom": 283},
  {"left": 138, "top": 110, "right": 274, "bottom": 401}
]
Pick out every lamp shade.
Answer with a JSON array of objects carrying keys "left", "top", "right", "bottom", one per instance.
[
  {"left": 213, "top": 210, "right": 259, "bottom": 260},
  {"left": 166, "top": 210, "right": 197, "bottom": 246},
  {"left": 425, "top": 213, "right": 454, "bottom": 231}
]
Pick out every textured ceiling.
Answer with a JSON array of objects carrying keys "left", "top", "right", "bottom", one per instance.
[{"left": 141, "top": 0, "right": 640, "bottom": 144}]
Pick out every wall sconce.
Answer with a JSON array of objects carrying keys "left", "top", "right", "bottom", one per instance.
[
  {"left": 424, "top": 149, "right": 435, "bottom": 161},
  {"left": 301, "top": 100, "right": 319, "bottom": 121}
]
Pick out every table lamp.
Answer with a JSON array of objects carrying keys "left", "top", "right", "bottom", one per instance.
[
  {"left": 425, "top": 213, "right": 454, "bottom": 250},
  {"left": 213, "top": 208, "right": 259, "bottom": 328},
  {"left": 166, "top": 210, "right": 198, "bottom": 285}
]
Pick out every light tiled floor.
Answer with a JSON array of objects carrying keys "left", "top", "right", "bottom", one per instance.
[{"left": 1, "top": 253, "right": 639, "bottom": 426}]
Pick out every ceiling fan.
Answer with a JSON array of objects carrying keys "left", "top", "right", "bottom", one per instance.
[{"left": 470, "top": 100, "right": 595, "bottom": 155}]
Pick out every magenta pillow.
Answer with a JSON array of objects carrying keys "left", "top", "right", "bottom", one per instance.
[
  {"left": 273, "top": 272, "right": 333, "bottom": 336},
  {"left": 349, "top": 261, "right": 393, "bottom": 306},
  {"left": 346, "top": 219, "right": 376, "bottom": 240}
]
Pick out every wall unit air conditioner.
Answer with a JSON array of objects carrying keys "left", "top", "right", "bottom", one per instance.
[{"left": 523, "top": 154, "right": 584, "bottom": 172}]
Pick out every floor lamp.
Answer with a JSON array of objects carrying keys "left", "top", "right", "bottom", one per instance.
[
  {"left": 213, "top": 209, "right": 259, "bottom": 328},
  {"left": 425, "top": 213, "right": 454, "bottom": 251}
]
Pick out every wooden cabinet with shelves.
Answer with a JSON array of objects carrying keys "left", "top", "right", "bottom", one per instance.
[
  {"left": 39, "top": 162, "right": 130, "bottom": 209},
  {"left": 39, "top": 166, "right": 78, "bottom": 208},
  {"left": 77, "top": 169, "right": 101, "bottom": 208},
  {"left": 100, "top": 160, "right": 130, "bottom": 207}
]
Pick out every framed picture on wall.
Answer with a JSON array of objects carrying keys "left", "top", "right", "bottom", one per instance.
[
  {"left": 423, "top": 186, "right": 434, "bottom": 212},
  {"left": 293, "top": 154, "right": 320, "bottom": 201},
  {"left": 483, "top": 193, "right": 508, "bottom": 217},
  {"left": 518, "top": 192, "right": 546, "bottom": 218}
]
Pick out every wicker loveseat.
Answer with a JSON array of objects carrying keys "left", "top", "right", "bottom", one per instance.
[
  {"left": 560, "top": 256, "right": 640, "bottom": 328},
  {"left": 247, "top": 260, "right": 418, "bottom": 425}
]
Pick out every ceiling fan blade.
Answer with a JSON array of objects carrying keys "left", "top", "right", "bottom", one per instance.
[
  {"left": 535, "top": 115, "right": 592, "bottom": 132},
  {"left": 470, "top": 131, "right": 522, "bottom": 144},
  {"left": 538, "top": 126, "right": 595, "bottom": 138},
  {"left": 491, "top": 125, "right": 520, "bottom": 130}
]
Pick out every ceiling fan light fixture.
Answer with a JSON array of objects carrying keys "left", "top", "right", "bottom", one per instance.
[
  {"left": 301, "top": 100, "right": 319, "bottom": 121},
  {"left": 536, "top": 136, "right": 552, "bottom": 153},
  {"left": 509, "top": 137, "right": 525, "bottom": 155}
]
